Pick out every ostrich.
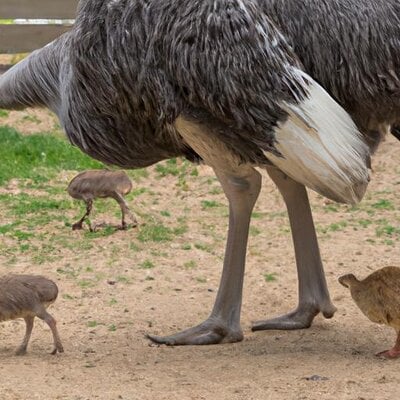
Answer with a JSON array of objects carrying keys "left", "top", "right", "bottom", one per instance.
[
  {"left": 0, "top": 0, "right": 371, "bottom": 345},
  {"left": 0, "top": 274, "right": 64, "bottom": 355},
  {"left": 247, "top": 0, "right": 400, "bottom": 332},
  {"left": 67, "top": 169, "right": 137, "bottom": 231}
]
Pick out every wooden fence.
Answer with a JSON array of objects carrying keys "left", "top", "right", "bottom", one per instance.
[{"left": 0, "top": 0, "right": 79, "bottom": 53}]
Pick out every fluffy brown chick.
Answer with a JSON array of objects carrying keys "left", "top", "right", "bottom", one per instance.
[{"left": 339, "top": 266, "right": 400, "bottom": 359}]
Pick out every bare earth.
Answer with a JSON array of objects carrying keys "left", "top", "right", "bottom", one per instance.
[{"left": 0, "top": 109, "right": 399, "bottom": 400}]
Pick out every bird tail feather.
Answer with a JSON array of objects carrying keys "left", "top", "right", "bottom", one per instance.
[{"left": 267, "top": 71, "right": 370, "bottom": 204}]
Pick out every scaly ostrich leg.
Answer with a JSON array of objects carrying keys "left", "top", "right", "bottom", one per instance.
[
  {"left": 148, "top": 165, "right": 261, "bottom": 345},
  {"left": 252, "top": 167, "right": 336, "bottom": 331}
]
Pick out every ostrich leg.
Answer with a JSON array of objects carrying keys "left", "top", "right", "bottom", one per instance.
[
  {"left": 252, "top": 167, "right": 336, "bottom": 331},
  {"left": 148, "top": 167, "right": 261, "bottom": 345}
]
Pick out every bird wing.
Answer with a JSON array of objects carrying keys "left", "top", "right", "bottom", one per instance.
[
  {"left": 161, "top": 0, "right": 307, "bottom": 152},
  {"left": 159, "top": 0, "right": 369, "bottom": 204}
]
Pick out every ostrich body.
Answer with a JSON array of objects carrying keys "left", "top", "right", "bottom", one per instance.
[
  {"left": 0, "top": 0, "right": 371, "bottom": 345},
  {"left": 339, "top": 267, "right": 400, "bottom": 359},
  {"left": 0, "top": 274, "right": 64, "bottom": 355},
  {"left": 261, "top": 0, "right": 400, "bottom": 149},
  {"left": 249, "top": 0, "right": 400, "bottom": 331},
  {"left": 67, "top": 169, "right": 137, "bottom": 231}
]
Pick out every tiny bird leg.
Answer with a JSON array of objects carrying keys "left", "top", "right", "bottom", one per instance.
[
  {"left": 376, "top": 331, "right": 400, "bottom": 359},
  {"left": 36, "top": 307, "right": 64, "bottom": 354},
  {"left": 110, "top": 191, "right": 137, "bottom": 229},
  {"left": 15, "top": 316, "right": 35, "bottom": 356},
  {"left": 72, "top": 199, "right": 93, "bottom": 231}
]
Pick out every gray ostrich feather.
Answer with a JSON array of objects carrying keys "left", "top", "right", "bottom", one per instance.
[
  {"left": 261, "top": 0, "right": 400, "bottom": 148},
  {"left": 0, "top": 0, "right": 310, "bottom": 169}
]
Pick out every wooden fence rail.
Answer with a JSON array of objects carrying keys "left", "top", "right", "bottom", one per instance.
[{"left": 0, "top": 0, "right": 79, "bottom": 53}]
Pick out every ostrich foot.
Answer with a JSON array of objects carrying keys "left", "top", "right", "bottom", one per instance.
[
  {"left": 252, "top": 303, "right": 337, "bottom": 331},
  {"left": 50, "top": 344, "right": 64, "bottom": 355},
  {"left": 376, "top": 348, "right": 400, "bottom": 359},
  {"left": 15, "top": 346, "right": 27, "bottom": 356},
  {"left": 146, "top": 319, "right": 243, "bottom": 346},
  {"left": 72, "top": 222, "right": 83, "bottom": 230}
]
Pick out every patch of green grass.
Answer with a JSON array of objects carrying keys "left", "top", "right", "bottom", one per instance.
[
  {"left": 251, "top": 212, "right": 265, "bottom": 219},
  {"left": 19, "top": 243, "right": 30, "bottom": 252},
  {"left": 56, "top": 264, "right": 81, "bottom": 278},
  {"left": 155, "top": 158, "right": 181, "bottom": 177},
  {"left": 264, "top": 273, "right": 277, "bottom": 282},
  {"left": 84, "top": 226, "right": 116, "bottom": 238},
  {"left": 127, "top": 169, "right": 149, "bottom": 182},
  {"left": 183, "top": 260, "right": 197, "bottom": 269},
  {"left": 160, "top": 210, "right": 171, "bottom": 217},
  {"left": 376, "top": 223, "right": 400, "bottom": 238},
  {"left": 181, "top": 243, "right": 192, "bottom": 250},
  {"left": 108, "top": 324, "right": 117, "bottom": 332},
  {"left": 190, "top": 167, "right": 199, "bottom": 177},
  {"left": 129, "top": 242, "right": 141, "bottom": 252},
  {"left": 137, "top": 223, "right": 173, "bottom": 242},
  {"left": 249, "top": 226, "right": 261, "bottom": 236},
  {"left": 0, "top": 193, "right": 73, "bottom": 217},
  {"left": 0, "top": 126, "right": 103, "bottom": 185},
  {"left": 318, "top": 220, "right": 348, "bottom": 234},
  {"left": 194, "top": 242, "right": 213, "bottom": 253},
  {"left": 22, "top": 114, "right": 41, "bottom": 124},
  {"left": 371, "top": 199, "right": 395, "bottom": 210},
  {"left": 12, "top": 230, "right": 35, "bottom": 241},
  {"left": 140, "top": 260, "right": 155, "bottom": 269},
  {"left": 0, "top": 223, "right": 20, "bottom": 235},
  {"left": 328, "top": 221, "right": 348, "bottom": 232},
  {"left": 173, "top": 224, "right": 188, "bottom": 235},
  {"left": 209, "top": 187, "right": 223, "bottom": 195},
  {"left": 0, "top": 109, "right": 9, "bottom": 118},
  {"left": 323, "top": 204, "right": 339, "bottom": 212},
  {"left": 116, "top": 275, "right": 131, "bottom": 284},
  {"left": 130, "top": 187, "right": 148, "bottom": 197},
  {"left": 358, "top": 219, "right": 373, "bottom": 228},
  {"left": 201, "top": 200, "right": 221, "bottom": 209},
  {"left": 78, "top": 279, "right": 95, "bottom": 288},
  {"left": 87, "top": 320, "right": 98, "bottom": 328}
]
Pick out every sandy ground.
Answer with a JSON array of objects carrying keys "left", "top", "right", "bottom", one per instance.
[{"left": 0, "top": 109, "right": 399, "bottom": 400}]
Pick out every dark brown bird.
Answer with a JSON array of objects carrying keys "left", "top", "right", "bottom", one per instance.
[
  {"left": 339, "top": 267, "right": 400, "bottom": 359},
  {"left": 0, "top": 274, "right": 64, "bottom": 355},
  {"left": 67, "top": 169, "right": 137, "bottom": 231}
]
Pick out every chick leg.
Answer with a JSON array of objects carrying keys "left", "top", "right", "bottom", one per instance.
[
  {"left": 72, "top": 199, "right": 93, "bottom": 231},
  {"left": 36, "top": 307, "right": 64, "bottom": 354},
  {"left": 15, "top": 316, "right": 34, "bottom": 355},
  {"left": 252, "top": 167, "right": 336, "bottom": 331},
  {"left": 148, "top": 167, "right": 261, "bottom": 345},
  {"left": 376, "top": 330, "right": 400, "bottom": 359},
  {"left": 110, "top": 192, "right": 137, "bottom": 229}
]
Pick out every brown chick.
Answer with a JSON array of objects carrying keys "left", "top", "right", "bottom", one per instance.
[{"left": 339, "top": 266, "right": 400, "bottom": 359}]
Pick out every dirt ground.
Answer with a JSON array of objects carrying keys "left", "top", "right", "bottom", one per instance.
[{"left": 0, "top": 108, "right": 399, "bottom": 400}]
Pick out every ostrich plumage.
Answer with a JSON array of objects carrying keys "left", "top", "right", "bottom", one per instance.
[
  {"left": 0, "top": 0, "right": 374, "bottom": 345},
  {"left": 249, "top": 0, "right": 400, "bottom": 331},
  {"left": 261, "top": 0, "right": 400, "bottom": 148}
]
